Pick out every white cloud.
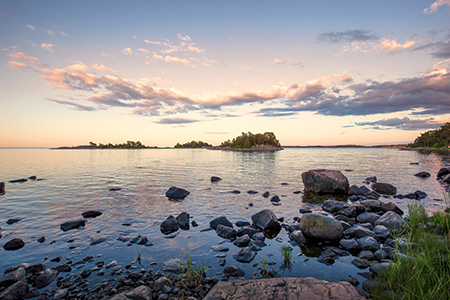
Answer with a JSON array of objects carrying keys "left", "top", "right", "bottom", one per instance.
[
  {"left": 60, "top": 31, "right": 69, "bottom": 37},
  {"left": 424, "top": 0, "right": 450, "bottom": 14},
  {"left": 122, "top": 48, "right": 133, "bottom": 56},
  {"left": 41, "top": 43, "right": 55, "bottom": 53}
]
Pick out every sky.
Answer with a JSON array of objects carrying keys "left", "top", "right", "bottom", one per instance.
[{"left": 1, "top": 0, "right": 450, "bottom": 147}]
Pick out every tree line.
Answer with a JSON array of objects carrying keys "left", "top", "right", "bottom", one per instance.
[
  {"left": 410, "top": 123, "right": 450, "bottom": 148},
  {"left": 174, "top": 141, "right": 212, "bottom": 148},
  {"left": 219, "top": 132, "right": 281, "bottom": 148},
  {"left": 89, "top": 141, "right": 157, "bottom": 149}
]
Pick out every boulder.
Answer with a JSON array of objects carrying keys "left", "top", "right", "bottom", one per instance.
[
  {"left": 233, "top": 234, "right": 251, "bottom": 247},
  {"left": 236, "top": 226, "right": 258, "bottom": 237},
  {"left": 236, "top": 221, "right": 250, "bottom": 227},
  {"left": 125, "top": 285, "right": 152, "bottom": 300},
  {"left": 0, "top": 267, "right": 26, "bottom": 288},
  {"left": 351, "top": 258, "right": 368, "bottom": 269},
  {"left": 81, "top": 211, "right": 102, "bottom": 218},
  {"left": 211, "top": 176, "right": 222, "bottom": 182},
  {"left": 165, "top": 186, "right": 190, "bottom": 199},
  {"left": 153, "top": 277, "right": 172, "bottom": 292},
  {"left": 211, "top": 245, "right": 229, "bottom": 252},
  {"left": 60, "top": 219, "right": 85, "bottom": 231},
  {"left": 343, "top": 225, "right": 375, "bottom": 238},
  {"left": 25, "top": 263, "right": 45, "bottom": 274},
  {"left": 371, "top": 183, "right": 397, "bottom": 195},
  {"left": 251, "top": 210, "right": 281, "bottom": 232},
  {"left": 0, "top": 281, "right": 29, "bottom": 300},
  {"left": 3, "top": 238, "right": 25, "bottom": 250},
  {"left": 302, "top": 169, "right": 349, "bottom": 195},
  {"left": 223, "top": 266, "right": 245, "bottom": 278},
  {"left": 160, "top": 216, "right": 179, "bottom": 234},
  {"left": 374, "top": 225, "right": 390, "bottom": 239},
  {"left": 4, "top": 264, "right": 28, "bottom": 274},
  {"left": 55, "top": 264, "right": 72, "bottom": 272},
  {"left": 216, "top": 224, "right": 237, "bottom": 239},
  {"left": 33, "top": 268, "right": 58, "bottom": 288},
  {"left": 349, "top": 185, "right": 365, "bottom": 196},
  {"left": 381, "top": 202, "right": 404, "bottom": 215},
  {"left": 203, "top": 277, "right": 366, "bottom": 300},
  {"left": 357, "top": 236, "right": 380, "bottom": 251},
  {"left": 322, "top": 199, "right": 348, "bottom": 213},
  {"left": 299, "top": 213, "right": 343, "bottom": 240},
  {"left": 360, "top": 199, "right": 382, "bottom": 212},
  {"left": 210, "top": 216, "right": 233, "bottom": 229},
  {"left": 356, "top": 212, "right": 380, "bottom": 225},
  {"left": 359, "top": 250, "right": 375, "bottom": 261},
  {"left": 414, "top": 171, "right": 430, "bottom": 178},
  {"left": 176, "top": 212, "right": 190, "bottom": 229},
  {"left": 289, "top": 230, "right": 306, "bottom": 244},
  {"left": 374, "top": 211, "right": 406, "bottom": 232},
  {"left": 339, "top": 239, "right": 360, "bottom": 251},
  {"left": 232, "top": 247, "right": 256, "bottom": 263}
]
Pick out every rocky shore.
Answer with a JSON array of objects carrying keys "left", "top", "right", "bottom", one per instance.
[{"left": 1, "top": 167, "right": 449, "bottom": 300}]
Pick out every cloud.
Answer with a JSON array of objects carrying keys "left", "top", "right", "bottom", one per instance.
[
  {"left": 8, "top": 51, "right": 39, "bottom": 64},
  {"left": 41, "top": 43, "right": 55, "bottom": 53},
  {"left": 413, "top": 33, "right": 450, "bottom": 59},
  {"left": 424, "top": 0, "right": 450, "bottom": 14},
  {"left": 374, "top": 38, "right": 416, "bottom": 54},
  {"left": 91, "top": 63, "right": 117, "bottom": 73},
  {"left": 338, "top": 38, "right": 417, "bottom": 55},
  {"left": 153, "top": 53, "right": 195, "bottom": 67},
  {"left": 122, "top": 48, "right": 133, "bottom": 56},
  {"left": 7, "top": 61, "right": 29, "bottom": 70},
  {"left": 25, "top": 24, "right": 35, "bottom": 31},
  {"left": 47, "top": 30, "right": 55, "bottom": 36},
  {"left": 155, "top": 117, "right": 198, "bottom": 124},
  {"left": 354, "top": 117, "right": 445, "bottom": 130},
  {"left": 59, "top": 31, "right": 69, "bottom": 37},
  {"left": 100, "top": 52, "right": 115, "bottom": 58},
  {"left": 46, "top": 98, "right": 97, "bottom": 111},
  {"left": 318, "top": 30, "right": 378, "bottom": 43},
  {"left": 274, "top": 58, "right": 305, "bottom": 68}
]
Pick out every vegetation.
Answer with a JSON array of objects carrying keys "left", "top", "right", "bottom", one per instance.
[
  {"left": 254, "top": 257, "right": 269, "bottom": 276},
  {"left": 174, "top": 140, "right": 212, "bottom": 148},
  {"left": 178, "top": 256, "right": 206, "bottom": 290},
  {"left": 370, "top": 203, "right": 450, "bottom": 299},
  {"left": 410, "top": 123, "right": 450, "bottom": 148},
  {"left": 91, "top": 141, "right": 157, "bottom": 149},
  {"left": 219, "top": 132, "right": 281, "bottom": 148},
  {"left": 280, "top": 244, "right": 294, "bottom": 272},
  {"left": 135, "top": 252, "right": 142, "bottom": 265}
]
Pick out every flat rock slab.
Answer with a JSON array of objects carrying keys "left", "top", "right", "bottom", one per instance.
[{"left": 203, "top": 277, "right": 365, "bottom": 300}]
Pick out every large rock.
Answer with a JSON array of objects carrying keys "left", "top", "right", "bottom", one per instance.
[
  {"left": 60, "top": 219, "right": 85, "bottom": 231},
  {"left": 251, "top": 210, "right": 281, "bottom": 231},
  {"left": 290, "top": 230, "right": 307, "bottom": 244},
  {"left": 0, "top": 281, "right": 29, "bottom": 300},
  {"left": 203, "top": 277, "right": 365, "bottom": 300},
  {"left": 0, "top": 267, "right": 26, "bottom": 288},
  {"left": 302, "top": 169, "right": 349, "bottom": 195},
  {"left": 216, "top": 224, "right": 237, "bottom": 239},
  {"left": 160, "top": 215, "right": 179, "bottom": 234},
  {"left": 232, "top": 247, "right": 256, "bottom": 263},
  {"left": 356, "top": 236, "right": 380, "bottom": 252},
  {"left": 371, "top": 183, "right": 397, "bottom": 195},
  {"left": 374, "top": 211, "right": 406, "bottom": 232},
  {"left": 381, "top": 202, "right": 404, "bottom": 215},
  {"left": 322, "top": 199, "right": 348, "bottom": 213},
  {"left": 299, "top": 213, "right": 343, "bottom": 240},
  {"left": 356, "top": 212, "right": 380, "bottom": 225},
  {"left": 3, "top": 238, "right": 25, "bottom": 250},
  {"left": 176, "top": 212, "right": 190, "bottom": 229},
  {"left": 165, "top": 186, "right": 190, "bottom": 199},
  {"left": 33, "top": 268, "right": 58, "bottom": 288},
  {"left": 233, "top": 234, "right": 251, "bottom": 247},
  {"left": 210, "top": 216, "right": 233, "bottom": 229},
  {"left": 125, "top": 285, "right": 152, "bottom": 300}
]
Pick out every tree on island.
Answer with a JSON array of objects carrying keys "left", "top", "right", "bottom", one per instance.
[
  {"left": 93, "top": 141, "right": 156, "bottom": 149},
  {"left": 174, "top": 140, "right": 212, "bottom": 148},
  {"left": 410, "top": 123, "right": 450, "bottom": 148},
  {"left": 220, "top": 132, "right": 281, "bottom": 148}
]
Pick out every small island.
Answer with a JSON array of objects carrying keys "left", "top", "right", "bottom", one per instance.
[
  {"left": 207, "top": 131, "right": 283, "bottom": 152},
  {"left": 54, "top": 141, "right": 157, "bottom": 149},
  {"left": 174, "top": 140, "right": 212, "bottom": 148}
]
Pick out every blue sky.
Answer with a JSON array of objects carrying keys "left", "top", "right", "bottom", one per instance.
[{"left": 1, "top": 0, "right": 450, "bottom": 147}]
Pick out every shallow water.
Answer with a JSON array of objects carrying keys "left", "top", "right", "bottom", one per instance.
[{"left": 0, "top": 148, "right": 449, "bottom": 289}]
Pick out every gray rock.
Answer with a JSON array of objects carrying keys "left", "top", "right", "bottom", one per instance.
[
  {"left": 125, "top": 285, "right": 152, "bottom": 300},
  {"left": 374, "top": 211, "right": 406, "bottom": 232},
  {"left": 4, "top": 264, "right": 29, "bottom": 274},
  {"left": 25, "top": 263, "right": 45, "bottom": 274},
  {"left": 233, "top": 234, "right": 251, "bottom": 247},
  {"left": 370, "top": 262, "right": 392, "bottom": 275},
  {"left": 339, "top": 239, "right": 360, "bottom": 251},
  {"left": 356, "top": 212, "right": 380, "bottom": 225},
  {"left": 289, "top": 230, "right": 306, "bottom": 245},
  {"left": 374, "top": 225, "right": 390, "bottom": 239},
  {"left": 360, "top": 199, "right": 382, "bottom": 212},
  {"left": 223, "top": 266, "right": 245, "bottom": 277},
  {"left": 3, "top": 238, "right": 25, "bottom": 251},
  {"left": 299, "top": 213, "right": 343, "bottom": 240},
  {"left": 414, "top": 190, "right": 427, "bottom": 199},
  {"left": 236, "top": 226, "right": 258, "bottom": 237},
  {"left": 216, "top": 224, "right": 237, "bottom": 239},
  {"left": 364, "top": 176, "right": 377, "bottom": 184},
  {"left": 60, "top": 219, "right": 85, "bottom": 231},
  {"left": 371, "top": 183, "right": 397, "bottom": 195},
  {"left": 53, "top": 288, "right": 68, "bottom": 300},
  {"left": 211, "top": 176, "right": 222, "bottom": 182},
  {"left": 232, "top": 247, "right": 256, "bottom": 263},
  {"left": 252, "top": 232, "right": 265, "bottom": 241},
  {"left": 55, "top": 264, "right": 72, "bottom": 272},
  {"left": 359, "top": 250, "right": 375, "bottom": 260},
  {"left": 0, "top": 267, "right": 26, "bottom": 288},
  {"left": 176, "top": 212, "right": 190, "bottom": 229},
  {"left": 251, "top": 210, "right": 281, "bottom": 232},
  {"left": 0, "top": 281, "right": 29, "bottom": 300},
  {"left": 381, "top": 202, "right": 404, "bottom": 215},
  {"left": 165, "top": 186, "right": 190, "bottom": 199},
  {"left": 236, "top": 221, "right": 250, "bottom": 227},
  {"left": 211, "top": 245, "right": 229, "bottom": 252},
  {"left": 374, "top": 249, "right": 388, "bottom": 261},
  {"left": 153, "top": 277, "right": 172, "bottom": 292},
  {"left": 210, "top": 216, "right": 233, "bottom": 230},
  {"left": 351, "top": 257, "right": 368, "bottom": 269},
  {"left": 33, "top": 268, "right": 58, "bottom": 288},
  {"left": 302, "top": 169, "right": 350, "bottom": 194},
  {"left": 203, "top": 277, "right": 365, "bottom": 300},
  {"left": 160, "top": 215, "right": 179, "bottom": 234},
  {"left": 162, "top": 258, "right": 182, "bottom": 274},
  {"left": 322, "top": 199, "right": 348, "bottom": 213},
  {"left": 357, "top": 236, "right": 380, "bottom": 252}
]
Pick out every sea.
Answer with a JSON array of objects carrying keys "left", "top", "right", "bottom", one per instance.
[{"left": 0, "top": 147, "right": 449, "bottom": 289}]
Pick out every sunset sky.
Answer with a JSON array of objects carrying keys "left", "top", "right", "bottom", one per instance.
[{"left": 1, "top": 0, "right": 450, "bottom": 147}]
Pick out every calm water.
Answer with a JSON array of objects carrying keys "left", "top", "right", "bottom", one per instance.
[{"left": 0, "top": 148, "right": 449, "bottom": 288}]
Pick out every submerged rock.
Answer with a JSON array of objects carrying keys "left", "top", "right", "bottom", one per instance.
[
  {"left": 211, "top": 176, "right": 222, "bottom": 182},
  {"left": 299, "top": 213, "right": 343, "bottom": 240},
  {"left": 289, "top": 230, "right": 306, "bottom": 245},
  {"left": 232, "top": 247, "right": 256, "bottom": 263},
  {"left": 165, "top": 186, "right": 190, "bottom": 199},
  {"left": 8, "top": 178, "right": 27, "bottom": 183},
  {"left": 414, "top": 171, "right": 430, "bottom": 178},
  {"left": 3, "top": 238, "right": 25, "bottom": 251},
  {"left": 223, "top": 266, "right": 245, "bottom": 277},
  {"left": 60, "top": 219, "right": 85, "bottom": 231},
  {"left": 6, "top": 219, "right": 21, "bottom": 225},
  {"left": 216, "top": 224, "right": 237, "bottom": 239},
  {"left": 210, "top": 216, "right": 233, "bottom": 229},
  {"left": 81, "top": 211, "right": 102, "bottom": 218},
  {"left": 302, "top": 169, "right": 350, "bottom": 195}
]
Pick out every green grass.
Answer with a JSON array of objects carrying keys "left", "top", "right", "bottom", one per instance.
[
  {"left": 178, "top": 256, "right": 206, "bottom": 290},
  {"left": 280, "top": 244, "right": 293, "bottom": 272},
  {"left": 370, "top": 203, "right": 450, "bottom": 300}
]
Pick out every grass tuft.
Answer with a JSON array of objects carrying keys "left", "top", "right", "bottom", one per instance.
[{"left": 178, "top": 256, "right": 206, "bottom": 290}]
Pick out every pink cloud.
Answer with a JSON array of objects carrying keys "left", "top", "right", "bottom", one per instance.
[
  {"left": 41, "top": 43, "right": 55, "bottom": 53},
  {"left": 122, "top": 48, "right": 133, "bottom": 56},
  {"left": 25, "top": 24, "right": 35, "bottom": 31},
  {"left": 424, "top": 0, "right": 450, "bottom": 14},
  {"left": 7, "top": 61, "right": 29, "bottom": 70},
  {"left": 8, "top": 51, "right": 39, "bottom": 64},
  {"left": 91, "top": 63, "right": 117, "bottom": 73}
]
